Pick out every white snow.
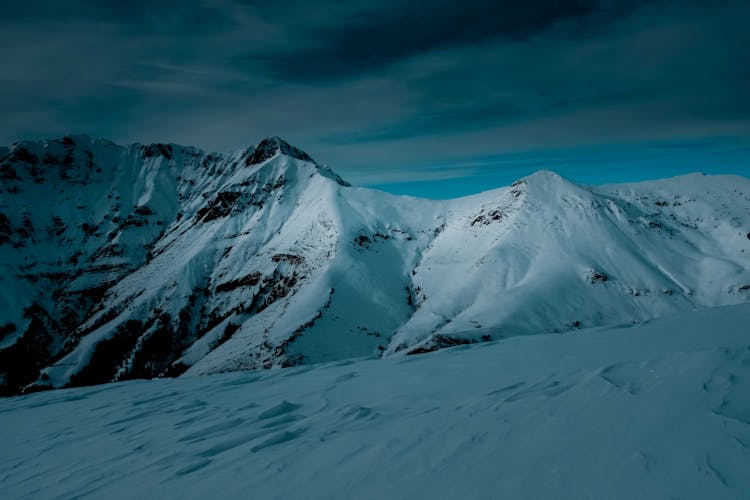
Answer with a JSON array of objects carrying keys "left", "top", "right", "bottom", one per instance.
[
  {"left": 1, "top": 303, "right": 749, "bottom": 499},
  {"left": 2, "top": 137, "right": 749, "bottom": 392}
]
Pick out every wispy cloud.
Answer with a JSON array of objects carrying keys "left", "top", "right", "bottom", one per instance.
[{"left": 1, "top": 0, "right": 748, "bottom": 191}]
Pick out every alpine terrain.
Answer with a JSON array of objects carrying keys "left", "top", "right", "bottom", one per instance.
[{"left": 1, "top": 135, "right": 749, "bottom": 396}]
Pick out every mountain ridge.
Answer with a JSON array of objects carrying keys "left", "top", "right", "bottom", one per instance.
[{"left": 1, "top": 135, "right": 748, "bottom": 396}]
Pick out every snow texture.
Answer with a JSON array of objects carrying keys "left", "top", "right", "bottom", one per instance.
[{"left": 1, "top": 304, "right": 749, "bottom": 499}]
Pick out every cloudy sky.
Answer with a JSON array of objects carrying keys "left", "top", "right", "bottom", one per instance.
[{"left": 2, "top": 0, "right": 749, "bottom": 196}]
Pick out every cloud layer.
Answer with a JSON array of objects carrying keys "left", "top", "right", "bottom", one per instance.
[{"left": 1, "top": 0, "right": 748, "bottom": 188}]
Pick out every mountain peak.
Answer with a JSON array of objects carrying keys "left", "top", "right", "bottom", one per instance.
[
  {"left": 243, "top": 137, "right": 350, "bottom": 186},
  {"left": 520, "top": 169, "right": 565, "bottom": 183},
  {"left": 245, "top": 137, "right": 315, "bottom": 166},
  {"left": 514, "top": 170, "right": 586, "bottom": 197}
]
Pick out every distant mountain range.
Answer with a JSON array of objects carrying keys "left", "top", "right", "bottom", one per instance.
[{"left": 1, "top": 135, "right": 748, "bottom": 396}]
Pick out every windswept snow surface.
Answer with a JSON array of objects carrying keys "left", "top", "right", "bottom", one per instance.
[{"left": 2, "top": 304, "right": 750, "bottom": 499}]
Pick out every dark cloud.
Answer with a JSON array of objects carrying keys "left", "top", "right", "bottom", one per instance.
[
  {"left": 246, "top": 0, "right": 615, "bottom": 82},
  {"left": 2, "top": 1, "right": 240, "bottom": 34},
  {"left": 325, "top": 87, "right": 656, "bottom": 144},
  {"left": 0, "top": 0, "right": 748, "bottom": 190},
  {"left": 322, "top": 0, "right": 750, "bottom": 147}
]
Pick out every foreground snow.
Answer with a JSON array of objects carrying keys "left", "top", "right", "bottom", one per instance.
[{"left": 2, "top": 304, "right": 750, "bottom": 499}]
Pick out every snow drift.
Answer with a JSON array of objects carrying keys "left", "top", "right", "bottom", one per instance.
[{"left": 1, "top": 304, "right": 749, "bottom": 499}]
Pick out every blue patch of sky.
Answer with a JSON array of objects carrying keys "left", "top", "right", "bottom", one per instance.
[{"left": 366, "top": 137, "right": 750, "bottom": 199}]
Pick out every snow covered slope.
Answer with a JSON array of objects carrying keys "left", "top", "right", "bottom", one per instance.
[
  {"left": 1, "top": 135, "right": 749, "bottom": 395},
  {"left": 1, "top": 303, "right": 749, "bottom": 499}
]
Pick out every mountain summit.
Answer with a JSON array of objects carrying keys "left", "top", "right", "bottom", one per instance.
[
  {"left": 245, "top": 136, "right": 315, "bottom": 165},
  {"left": 1, "top": 136, "right": 748, "bottom": 395}
]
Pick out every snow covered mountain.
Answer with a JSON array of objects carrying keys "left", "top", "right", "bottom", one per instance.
[{"left": 1, "top": 135, "right": 749, "bottom": 396}]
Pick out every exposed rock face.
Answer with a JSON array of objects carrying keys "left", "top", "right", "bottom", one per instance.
[
  {"left": 1, "top": 136, "right": 749, "bottom": 396},
  {"left": 245, "top": 137, "right": 313, "bottom": 165}
]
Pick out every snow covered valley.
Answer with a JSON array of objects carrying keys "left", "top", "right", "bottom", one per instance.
[{"left": 2, "top": 303, "right": 750, "bottom": 499}]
